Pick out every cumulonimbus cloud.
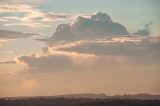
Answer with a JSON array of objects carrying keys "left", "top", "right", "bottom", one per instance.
[
  {"left": 41, "top": 12, "right": 129, "bottom": 45},
  {"left": 70, "top": 12, "right": 129, "bottom": 38}
]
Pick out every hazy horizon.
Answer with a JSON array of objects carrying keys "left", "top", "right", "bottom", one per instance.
[
  {"left": 0, "top": 0, "right": 160, "bottom": 97},
  {"left": 0, "top": 92, "right": 160, "bottom": 98}
]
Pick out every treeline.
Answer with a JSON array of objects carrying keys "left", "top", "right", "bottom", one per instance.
[
  {"left": 80, "top": 99, "right": 160, "bottom": 106},
  {"left": 0, "top": 97, "right": 160, "bottom": 106}
]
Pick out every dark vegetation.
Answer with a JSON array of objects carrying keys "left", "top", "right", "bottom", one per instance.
[
  {"left": 80, "top": 99, "right": 160, "bottom": 106},
  {"left": 0, "top": 97, "right": 160, "bottom": 106}
]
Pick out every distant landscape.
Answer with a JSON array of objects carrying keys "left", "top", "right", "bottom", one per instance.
[{"left": 0, "top": 93, "right": 160, "bottom": 106}]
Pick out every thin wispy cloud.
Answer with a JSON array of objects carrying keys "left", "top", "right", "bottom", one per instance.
[
  {"left": 0, "top": 60, "right": 16, "bottom": 64},
  {"left": 0, "top": 4, "right": 74, "bottom": 28},
  {"left": 3, "top": 0, "right": 49, "bottom": 4},
  {"left": 0, "top": 29, "right": 40, "bottom": 40}
]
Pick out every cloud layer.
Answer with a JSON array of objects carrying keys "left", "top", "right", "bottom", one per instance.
[
  {"left": 14, "top": 35, "right": 160, "bottom": 73},
  {"left": 17, "top": 54, "right": 72, "bottom": 72},
  {"left": 52, "top": 36, "right": 160, "bottom": 62},
  {"left": 0, "top": 4, "right": 72, "bottom": 28},
  {"left": 0, "top": 29, "right": 40, "bottom": 40},
  {"left": 0, "top": 60, "right": 16, "bottom": 64}
]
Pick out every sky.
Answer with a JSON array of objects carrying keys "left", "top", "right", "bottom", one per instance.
[{"left": 0, "top": 0, "right": 160, "bottom": 97}]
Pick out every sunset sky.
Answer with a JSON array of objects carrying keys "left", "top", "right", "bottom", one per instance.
[{"left": 0, "top": 0, "right": 160, "bottom": 97}]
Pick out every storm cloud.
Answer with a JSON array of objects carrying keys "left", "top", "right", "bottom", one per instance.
[
  {"left": 70, "top": 12, "right": 129, "bottom": 38},
  {"left": 42, "top": 12, "right": 129, "bottom": 45}
]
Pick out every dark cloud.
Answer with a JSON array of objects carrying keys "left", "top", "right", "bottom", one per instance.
[
  {"left": 40, "top": 12, "right": 129, "bottom": 45},
  {"left": 53, "top": 36, "right": 160, "bottom": 62},
  {"left": 70, "top": 12, "right": 129, "bottom": 39},
  {"left": 0, "top": 29, "right": 40, "bottom": 40},
  {"left": 10, "top": 36, "right": 160, "bottom": 73},
  {"left": 42, "top": 47, "right": 49, "bottom": 55},
  {"left": 17, "top": 54, "right": 72, "bottom": 72},
  {"left": 16, "top": 49, "right": 95, "bottom": 72},
  {"left": 133, "top": 22, "right": 152, "bottom": 36},
  {"left": 47, "top": 24, "right": 76, "bottom": 43}
]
